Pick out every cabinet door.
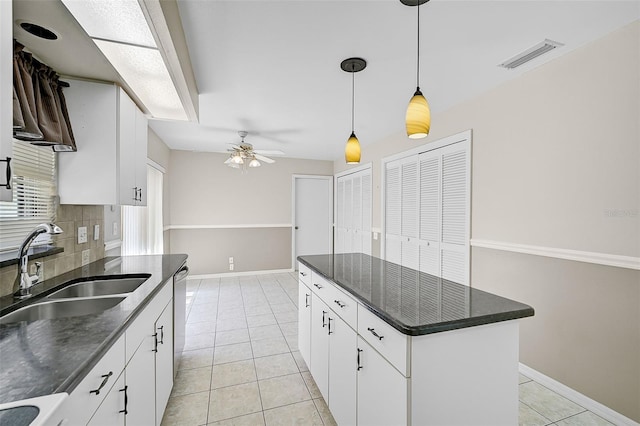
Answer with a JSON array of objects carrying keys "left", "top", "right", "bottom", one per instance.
[
  {"left": 298, "top": 281, "right": 312, "bottom": 367},
  {"left": 88, "top": 372, "right": 126, "bottom": 426},
  {"left": 126, "top": 332, "right": 156, "bottom": 425},
  {"left": 357, "top": 337, "right": 407, "bottom": 426},
  {"left": 309, "top": 295, "right": 330, "bottom": 401},
  {"left": 155, "top": 301, "right": 174, "bottom": 425},
  {"left": 118, "top": 89, "right": 138, "bottom": 206},
  {"left": 328, "top": 314, "right": 357, "bottom": 426},
  {"left": 134, "top": 107, "right": 148, "bottom": 206}
]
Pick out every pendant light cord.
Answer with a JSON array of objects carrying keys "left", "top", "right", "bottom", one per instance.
[
  {"left": 417, "top": 2, "right": 420, "bottom": 88},
  {"left": 351, "top": 63, "right": 355, "bottom": 133}
]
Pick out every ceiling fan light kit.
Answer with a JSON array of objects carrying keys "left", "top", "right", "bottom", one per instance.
[
  {"left": 225, "top": 130, "right": 280, "bottom": 171},
  {"left": 403, "top": 0, "right": 431, "bottom": 139},
  {"left": 341, "top": 57, "right": 367, "bottom": 164}
]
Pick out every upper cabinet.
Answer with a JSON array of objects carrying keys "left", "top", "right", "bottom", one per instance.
[
  {"left": 0, "top": 1, "right": 13, "bottom": 202},
  {"left": 59, "top": 79, "right": 148, "bottom": 206}
]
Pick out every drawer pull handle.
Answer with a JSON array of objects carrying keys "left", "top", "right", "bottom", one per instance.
[
  {"left": 367, "top": 327, "right": 384, "bottom": 341},
  {"left": 357, "top": 348, "right": 363, "bottom": 371},
  {"left": 158, "top": 325, "right": 164, "bottom": 344},
  {"left": 119, "top": 385, "right": 128, "bottom": 415},
  {"left": 305, "top": 293, "right": 310, "bottom": 308},
  {"left": 322, "top": 310, "right": 327, "bottom": 327},
  {"left": 300, "top": 271, "right": 307, "bottom": 277},
  {"left": 153, "top": 332, "right": 159, "bottom": 352},
  {"left": 328, "top": 317, "right": 333, "bottom": 335},
  {"left": 334, "top": 300, "right": 346, "bottom": 308},
  {"left": 313, "top": 283, "right": 323, "bottom": 289},
  {"left": 89, "top": 371, "right": 113, "bottom": 395}
]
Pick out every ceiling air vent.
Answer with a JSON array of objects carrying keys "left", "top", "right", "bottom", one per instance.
[{"left": 499, "top": 39, "right": 564, "bottom": 69}]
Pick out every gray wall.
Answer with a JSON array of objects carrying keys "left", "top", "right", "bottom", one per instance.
[
  {"left": 168, "top": 150, "right": 333, "bottom": 275},
  {"left": 334, "top": 22, "right": 639, "bottom": 422}
]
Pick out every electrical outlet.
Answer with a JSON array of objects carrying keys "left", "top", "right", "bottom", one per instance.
[
  {"left": 78, "top": 226, "right": 88, "bottom": 244},
  {"left": 229, "top": 263, "right": 234, "bottom": 271},
  {"left": 82, "top": 249, "right": 90, "bottom": 266},
  {"left": 94, "top": 224, "right": 100, "bottom": 241},
  {"left": 112, "top": 222, "right": 118, "bottom": 236},
  {"left": 373, "top": 232, "right": 378, "bottom": 240},
  {"left": 229, "top": 257, "right": 234, "bottom": 264}
]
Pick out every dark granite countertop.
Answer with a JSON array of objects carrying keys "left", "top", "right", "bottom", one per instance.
[
  {"left": 0, "top": 254, "right": 188, "bottom": 404},
  {"left": 298, "top": 253, "right": 534, "bottom": 336}
]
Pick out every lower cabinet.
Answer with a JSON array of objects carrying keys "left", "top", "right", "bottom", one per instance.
[
  {"left": 309, "top": 295, "right": 330, "bottom": 401},
  {"left": 297, "top": 281, "right": 312, "bottom": 367},
  {"left": 356, "top": 337, "right": 407, "bottom": 426},
  {"left": 58, "top": 279, "right": 175, "bottom": 425},
  {"left": 328, "top": 314, "right": 357, "bottom": 426}
]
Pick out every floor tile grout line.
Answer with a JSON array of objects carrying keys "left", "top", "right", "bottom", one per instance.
[{"left": 240, "top": 275, "right": 266, "bottom": 419}]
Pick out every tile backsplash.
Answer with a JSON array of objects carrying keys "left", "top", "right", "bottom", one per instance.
[{"left": 0, "top": 204, "right": 106, "bottom": 297}]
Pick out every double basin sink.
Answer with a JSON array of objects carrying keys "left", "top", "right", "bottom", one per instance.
[{"left": 0, "top": 275, "right": 150, "bottom": 325}]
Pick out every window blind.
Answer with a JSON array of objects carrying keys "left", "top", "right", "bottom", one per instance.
[
  {"left": 0, "top": 140, "right": 57, "bottom": 252},
  {"left": 121, "top": 164, "right": 163, "bottom": 255}
]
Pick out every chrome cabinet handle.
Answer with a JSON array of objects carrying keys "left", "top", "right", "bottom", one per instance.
[
  {"left": 322, "top": 310, "right": 327, "bottom": 327},
  {"left": 334, "top": 300, "right": 346, "bottom": 308},
  {"left": 313, "top": 283, "right": 323, "bottom": 289},
  {"left": 89, "top": 371, "right": 113, "bottom": 395},
  {"left": 299, "top": 271, "right": 307, "bottom": 277},
  {"left": 119, "top": 385, "right": 128, "bottom": 415},
  {"left": 1, "top": 157, "right": 11, "bottom": 189},
  {"left": 357, "top": 348, "right": 363, "bottom": 371},
  {"left": 328, "top": 317, "right": 333, "bottom": 335},
  {"left": 305, "top": 293, "right": 310, "bottom": 308},
  {"left": 153, "top": 332, "right": 159, "bottom": 352},
  {"left": 367, "top": 327, "right": 384, "bottom": 341}
]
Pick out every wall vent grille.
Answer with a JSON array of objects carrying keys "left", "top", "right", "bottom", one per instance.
[{"left": 499, "top": 39, "right": 564, "bottom": 69}]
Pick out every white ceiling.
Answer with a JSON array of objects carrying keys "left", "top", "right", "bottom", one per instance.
[{"left": 13, "top": 1, "right": 640, "bottom": 162}]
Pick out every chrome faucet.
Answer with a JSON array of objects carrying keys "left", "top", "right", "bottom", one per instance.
[{"left": 14, "top": 223, "right": 63, "bottom": 299}]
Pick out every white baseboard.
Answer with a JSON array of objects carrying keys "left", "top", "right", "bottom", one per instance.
[
  {"left": 519, "top": 363, "right": 639, "bottom": 426},
  {"left": 187, "top": 268, "right": 295, "bottom": 280}
]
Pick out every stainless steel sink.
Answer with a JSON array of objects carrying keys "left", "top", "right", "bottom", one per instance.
[
  {"left": 47, "top": 277, "right": 148, "bottom": 299},
  {"left": 0, "top": 297, "right": 126, "bottom": 324}
]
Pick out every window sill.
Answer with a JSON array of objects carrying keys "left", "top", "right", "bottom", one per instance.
[{"left": 0, "top": 246, "right": 64, "bottom": 269}]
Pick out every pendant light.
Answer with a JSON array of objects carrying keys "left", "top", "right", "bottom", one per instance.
[
  {"left": 341, "top": 57, "right": 367, "bottom": 164},
  {"left": 402, "top": 0, "right": 431, "bottom": 139}
]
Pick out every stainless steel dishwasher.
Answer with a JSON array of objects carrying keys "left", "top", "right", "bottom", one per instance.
[{"left": 173, "top": 262, "right": 189, "bottom": 377}]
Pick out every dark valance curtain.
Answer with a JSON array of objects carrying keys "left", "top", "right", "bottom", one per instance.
[{"left": 13, "top": 40, "right": 76, "bottom": 152}]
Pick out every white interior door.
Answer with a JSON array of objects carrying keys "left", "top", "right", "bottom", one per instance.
[{"left": 293, "top": 176, "right": 333, "bottom": 266}]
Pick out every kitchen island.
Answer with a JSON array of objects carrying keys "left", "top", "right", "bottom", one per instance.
[
  {"left": 298, "top": 253, "right": 534, "bottom": 426},
  {"left": 0, "top": 254, "right": 187, "bottom": 424}
]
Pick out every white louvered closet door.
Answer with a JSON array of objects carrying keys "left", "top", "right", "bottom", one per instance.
[
  {"left": 418, "top": 152, "right": 441, "bottom": 276},
  {"left": 385, "top": 160, "right": 402, "bottom": 264},
  {"left": 352, "top": 175, "right": 362, "bottom": 253},
  {"left": 440, "top": 144, "right": 469, "bottom": 285},
  {"left": 335, "top": 179, "right": 345, "bottom": 253},
  {"left": 401, "top": 158, "right": 419, "bottom": 270},
  {"left": 361, "top": 171, "right": 372, "bottom": 255}
]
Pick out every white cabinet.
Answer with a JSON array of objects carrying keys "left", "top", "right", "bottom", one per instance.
[
  {"left": 298, "top": 281, "right": 312, "bottom": 367},
  {"left": 327, "top": 313, "right": 357, "bottom": 426},
  {"left": 309, "top": 294, "right": 330, "bottom": 402},
  {"left": 88, "top": 372, "right": 126, "bottom": 426},
  {"left": 56, "top": 279, "right": 174, "bottom": 425},
  {"left": 155, "top": 302, "right": 174, "bottom": 425},
  {"left": 356, "top": 337, "right": 407, "bottom": 426},
  {"left": 59, "top": 80, "right": 148, "bottom": 206},
  {"left": 0, "top": 0, "right": 12, "bottom": 202}
]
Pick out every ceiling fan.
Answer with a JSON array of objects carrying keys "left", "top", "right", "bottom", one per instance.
[{"left": 224, "top": 131, "right": 284, "bottom": 169}]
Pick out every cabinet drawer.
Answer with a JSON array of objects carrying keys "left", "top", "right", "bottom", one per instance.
[
  {"left": 126, "top": 279, "right": 173, "bottom": 361},
  {"left": 298, "top": 262, "right": 311, "bottom": 285},
  {"left": 309, "top": 272, "right": 333, "bottom": 301},
  {"left": 60, "top": 334, "right": 126, "bottom": 425},
  {"left": 322, "top": 282, "right": 357, "bottom": 330},
  {"left": 357, "top": 305, "right": 409, "bottom": 376}
]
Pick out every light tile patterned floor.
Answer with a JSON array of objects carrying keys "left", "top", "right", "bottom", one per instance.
[{"left": 161, "top": 273, "right": 615, "bottom": 426}]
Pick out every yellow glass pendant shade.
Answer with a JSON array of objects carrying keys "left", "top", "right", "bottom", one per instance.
[
  {"left": 405, "top": 87, "right": 430, "bottom": 139},
  {"left": 345, "top": 132, "right": 361, "bottom": 164}
]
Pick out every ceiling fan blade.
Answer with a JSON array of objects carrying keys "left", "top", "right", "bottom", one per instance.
[
  {"left": 254, "top": 149, "right": 285, "bottom": 156},
  {"left": 255, "top": 154, "right": 275, "bottom": 164}
]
